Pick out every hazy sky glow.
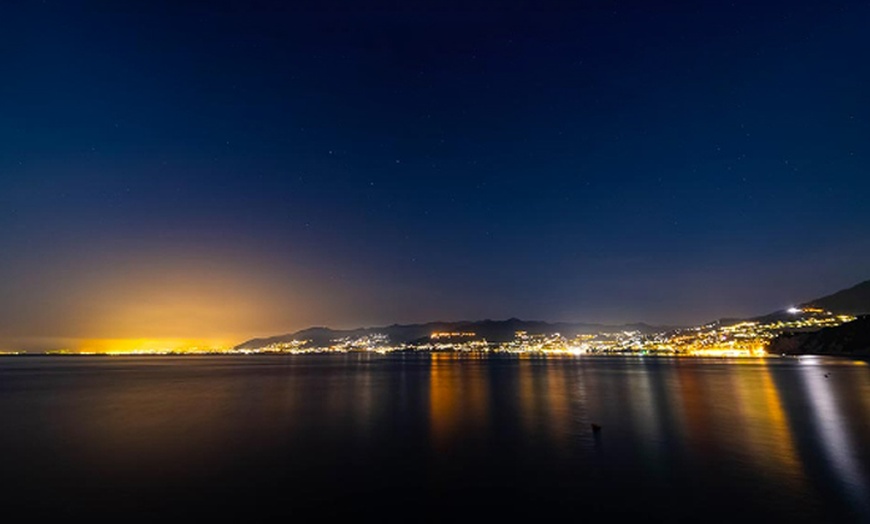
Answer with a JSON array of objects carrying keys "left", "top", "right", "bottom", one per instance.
[{"left": 2, "top": 1, "right": 869, "bottom": 350}]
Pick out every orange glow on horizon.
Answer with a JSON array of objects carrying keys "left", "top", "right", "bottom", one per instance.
[
  {"left": 61, "top": 337, "right": 237, "bottom": 354},
  {"left": 0, "top": 243, "right": 370, "bottom": 353}
]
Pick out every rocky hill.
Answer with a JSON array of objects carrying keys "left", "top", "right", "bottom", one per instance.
[{"left": 768, "top": 316, "right": 870, "bottom": 356}]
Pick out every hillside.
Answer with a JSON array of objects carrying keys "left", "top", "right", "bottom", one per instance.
[
  {"left": 236, "top": 278, "right": 870, "bottom": 351},
  {"left": 235, "top": 318, "right": 671, "bottom": 349},
  {"left": 768, "top": 316, "right": 870, "bottom": 356},
  {"left": 801, "top": 280, "right": 870, "bottom": 316},
  {"left": 748, "top": 279, "right": 870, "bottom": 325}
]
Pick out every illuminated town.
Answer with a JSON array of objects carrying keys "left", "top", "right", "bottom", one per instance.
[{"left": 34, "top": 307, "right": 856, "bottom": 357}]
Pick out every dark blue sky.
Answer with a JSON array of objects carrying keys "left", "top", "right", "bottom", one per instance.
[{"left": 2, "top": 1, "right": 869, "bottom": 349}]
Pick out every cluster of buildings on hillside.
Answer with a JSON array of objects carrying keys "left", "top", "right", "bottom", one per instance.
[
  {"left": 242, "top": 308, "right": 855, "bottom": 357},
  {"left": 23, "top": 307, "right": 854, "bottom": 357}
]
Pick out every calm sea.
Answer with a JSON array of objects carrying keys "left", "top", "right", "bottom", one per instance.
[{"left": 1, "top": 354, "right": 869, "bottom": 521}]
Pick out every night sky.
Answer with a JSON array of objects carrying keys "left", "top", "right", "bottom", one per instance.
[{"left": 2, "top": 1, "right": 869, "bottom": 351}]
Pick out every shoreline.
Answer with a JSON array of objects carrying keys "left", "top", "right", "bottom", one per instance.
[{"left": 1, "top": 351, "right": 867, "bottom": 361}]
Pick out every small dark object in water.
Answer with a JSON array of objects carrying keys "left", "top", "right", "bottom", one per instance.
[
  {"left": 825, "top": 373, "right": 829, "bottom": 378},
  {"left": 591, "top": 423, "right": 602, "bottom": 432}
]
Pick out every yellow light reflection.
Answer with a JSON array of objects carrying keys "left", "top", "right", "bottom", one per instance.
[
  {"left": 543, "top": 358, "right": 571, "bottom": 450},
  {"left": 675, "top": 361, "right": 715, "bottom": 454},
  {"left": 428, "top": 352, "right": 489, "bottom": 452},
  {"left": 729, "top": 360, "right": 806, "bottom": 492}
]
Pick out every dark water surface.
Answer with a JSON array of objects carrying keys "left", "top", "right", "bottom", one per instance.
[{"left": 1, "top": 354, "right": 869, "bottom": 521}]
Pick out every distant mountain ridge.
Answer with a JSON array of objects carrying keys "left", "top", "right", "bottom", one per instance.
[
  {"left": 236, "top": 279, "right": 870, "bottom": 350},
  {"left": 235, "top": 318, "right": 673, "bottom": 349}
]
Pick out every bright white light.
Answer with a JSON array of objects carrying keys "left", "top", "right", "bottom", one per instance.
[{"left": 787, "top": 307, "right": 801, "bottom": 314}]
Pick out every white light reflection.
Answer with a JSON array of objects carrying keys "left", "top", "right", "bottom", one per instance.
[{"left": 799, "top": 360, "right": 870, "bottom": 515}]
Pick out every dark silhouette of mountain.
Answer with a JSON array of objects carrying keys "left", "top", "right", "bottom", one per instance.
[
  {"left": 801, "top": 280, "right": 870, "bottom": 315},
  {"left": 235, "top": 318, "right": 673, "bottom": 349},
  {"left": 768, "top": 316, "right": 870, "bottom": 356},
  {"left": 237, "top": 279, "right": 870, "bottom": 350},
  {"left": 744, "top": 279, "right": 870, "bottom": 325}
]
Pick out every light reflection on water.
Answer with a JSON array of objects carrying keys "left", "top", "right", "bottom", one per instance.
[
  {"left": 0, "top": 354, "right": 868, "bottom": 521},
  {"left": 799, "top": 360, "right": 870, "bottom": 516}
]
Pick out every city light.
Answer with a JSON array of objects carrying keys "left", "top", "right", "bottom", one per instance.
[{"left": 7, "top": 308, "right": 855, "bottom": 357}]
